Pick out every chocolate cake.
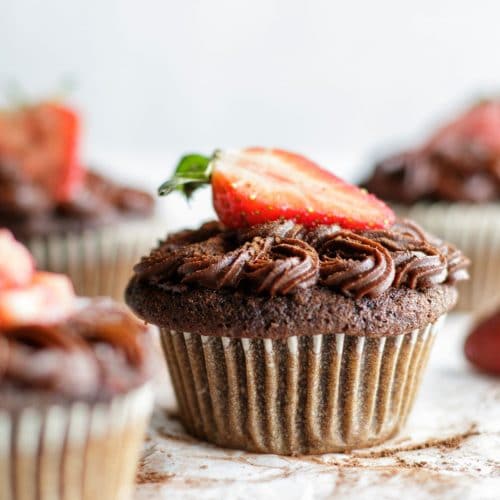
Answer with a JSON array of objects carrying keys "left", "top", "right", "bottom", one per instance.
[
  {"left": 0, "top": 162, "right": 154, "bottom": 239},
  {"left": 1, "top": 299, "right": 151, "bottom": 407},
  {"left": 364, "top": 145, "right": 500, "bottom": 204},
  {"left": 126, "top": 218, "right": 468, "bottom": 454},
  {"left": 127, "top": 219, "right": 466, "bottom": 338},
  {"left": 1, "top": 297, "right": 153, "bottom": 499},
  {"left": 362, "top": 99, "right": 500, "bottom": 313},
  {"left": 0, "top": 100, "right": 159, "bottom": 300},
  {"left": 363, "top": 100, "right": 500, "bottom": 204}
]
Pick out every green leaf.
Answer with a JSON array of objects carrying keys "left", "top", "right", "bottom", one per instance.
[
  {"left": 158, "top": 152, "right": 214, "bottom": 199},
  {"left": 175, "top": 154, "right": 211, "bottom": 178}
]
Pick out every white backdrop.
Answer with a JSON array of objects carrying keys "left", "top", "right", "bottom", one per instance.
[{"left": 1, "top": 0, "right": 500, "bottom": 228}]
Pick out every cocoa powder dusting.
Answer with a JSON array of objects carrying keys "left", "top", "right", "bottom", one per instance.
[
  {"left": 136, "top": 470, "right": 176, "bottom": 485},
  {"left": 352, "top": 424, "right": 479, "bottom": 459}
]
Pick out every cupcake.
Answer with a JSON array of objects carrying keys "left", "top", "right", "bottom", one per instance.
[
  {"left": 0, "top": 230, "right": 154, "bottom": 499},
  {"left": 126, "top": 148, "right": 469, "bottom": 454},
  {"left": 363, "top": 99, "right": 500, "bottom": 312},
  {"left": 0, "top": 101, "right": 162, "bottom": 300}
]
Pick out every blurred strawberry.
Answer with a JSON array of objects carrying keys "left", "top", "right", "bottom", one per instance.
[
  {"left": 464, "top": 311, "right": 500, "bottom": 376},
  {"left": 0, "top": 102, "right": 84, "bottom": 202},
  {"left": 159, "top": 148, "right": 395, "bottom": 230},
  {"left": 0, "top": 271, "right": 75, "bottom": 328},
  {"left": 0, "top": 229, "right": 34, "bottom": 289},
  {"left": 427, "top": 100, "right": 500, "bottom": 153}
]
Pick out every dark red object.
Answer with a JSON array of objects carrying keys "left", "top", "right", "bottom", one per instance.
[{"left": 464, "top": 311, "right": 500, "bottom": 376}]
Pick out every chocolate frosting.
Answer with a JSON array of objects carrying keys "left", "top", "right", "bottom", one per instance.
[
  {"left": 0, "top": 162, "right": 155, "bottom": 239},
  {"left": 364, "top": 141, "right": 500, "bottom": 204},
  {"left": 0, "top": 299, "right": 151, "bottom": 403},
  {"left": 133, "top": 219, "right": 469, "bottom": 299}
]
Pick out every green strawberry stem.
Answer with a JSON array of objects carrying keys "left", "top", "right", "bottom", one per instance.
[{"left": 158, "top": 151, "right": 218, "bottom": 199}]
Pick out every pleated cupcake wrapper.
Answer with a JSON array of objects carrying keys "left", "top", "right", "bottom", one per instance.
[
  {"left": 160, "top": 316, "right": 444, "bottom": 455},
  {"left": 0, "top": 383, "right": 154, "bottom": 500},
  {"left": 395, "top": 202, "right": 500, "bottom": 313},
  {"left": 25, "top": 217, "right": 164, "bottom": 302}
]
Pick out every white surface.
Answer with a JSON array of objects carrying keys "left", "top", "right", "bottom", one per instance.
[
  {"left": 3, "top": 0, "right": 500, "bottom": 182},
  {"left": 4, "top": 1, "right": 500, "bottom": 232},
  {"left": 135, "top": 315, "right": 500, "bottom": 500}
]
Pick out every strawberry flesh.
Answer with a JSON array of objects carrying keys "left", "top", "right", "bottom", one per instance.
[
  {"left": 0, "top": 102, "right": 84, "bottom": 202},
  {"left": 0, "top": 271, "right": 75, "bottom": 328},
  {"left": 211, "top": 148, "right": 395, "bottom": 230},
  {"left": 427, "top": 100, "right": 500, "bottom": 153},
  {"left": 0, "top": 230, "right": 34, "bottom": 290}
]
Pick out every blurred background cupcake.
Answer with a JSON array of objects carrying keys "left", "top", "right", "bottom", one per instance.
[
  {"left": 0, "top": 230, "right": 154, "bottom": 500},
  {"left": 363, "top": 99, "right": 500, "bottom": 313},
  {"left": 0, "top": 100, "right": 163, "bottom": 300}
]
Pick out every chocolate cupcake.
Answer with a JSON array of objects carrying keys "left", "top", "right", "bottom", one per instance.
[
  {"left": 126, "top": 148, "right": 469, "bottom": 454},
  {"left": 363, "top": 99, "right": 500, "bottom": 312},
  {"left": 0, "top": 232, "right": 154, "bottom": 500},
  {"left": 0, "top": 101, "right": 162, "bottom": 300}
]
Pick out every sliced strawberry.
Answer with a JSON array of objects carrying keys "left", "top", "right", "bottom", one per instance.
[
  {"left": 159, "top": 148, "right": 395, "bottom": 230},
  {"left": 427, "top": 100, "right": 500, "bottom": 153},
  {"left": 0, "top": 271, "right": 75, "bottom": 328},
  {"left": 0, "top": 102, "right": 84, "bottom": 202},
  {"left": 0, "top": 230, "right": 34, "bottom": 290}
]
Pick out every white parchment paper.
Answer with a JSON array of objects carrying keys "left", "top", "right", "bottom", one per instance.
[{"left": 135, "top": 315, "right": 500, "bottom": 500}]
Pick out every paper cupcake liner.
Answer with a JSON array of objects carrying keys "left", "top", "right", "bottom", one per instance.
[
  {"left": 395, "top": 203, "right": 500, "bottom": 313},
  {"left": 159, "top": 317, "right": 444, "bottom": 455},
  {"left": 24, "top": 218, "right": 164, "bottom": 302},
  {"left": 0, "top": 384, "right": 154, "bottom": 500}
]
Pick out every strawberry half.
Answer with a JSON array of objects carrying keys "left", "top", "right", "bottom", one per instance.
[
  {"left": 0, "top": 271, "right": 75, "bottom": 328},
  {"left": 0, "top": 230, "right": 34, "bottom": 290},
  {"left": 159, "top": 148, "right": 395, "bottom": 230},
  {"left": 0, "top": 102, "right": 84, "bottom": 202}
]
